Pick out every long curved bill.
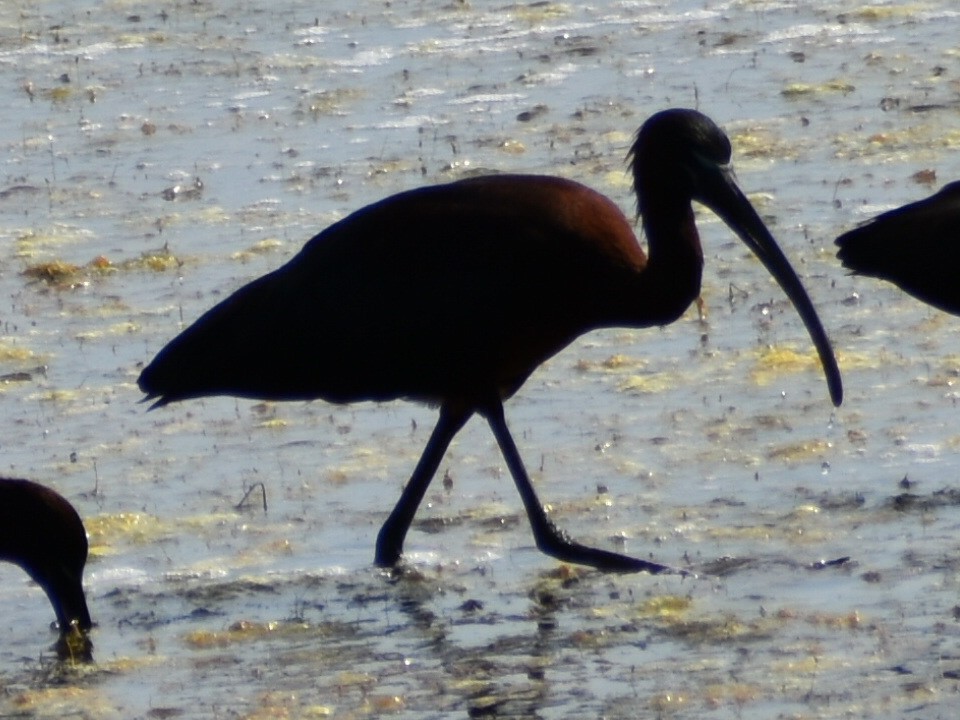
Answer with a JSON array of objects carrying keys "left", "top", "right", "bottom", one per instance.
[{"left": 700, "top": 164, "right": 843, "bottom": 407}]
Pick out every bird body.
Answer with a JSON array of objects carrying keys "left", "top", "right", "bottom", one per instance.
[
  {"left": 140, "top": 108, "right": 842, "bottom": 573},
  {"left": 836, "top": 181, "right": 960, "bottom": 314},
  {"left": 141, "top": 175, "right": 696, "bottom": 409},
  {"left": 0, "top": 478, "right": 92, "bottom": 634}
]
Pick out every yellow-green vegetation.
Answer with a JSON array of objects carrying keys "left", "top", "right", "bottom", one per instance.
[
  {"left": 21, "top": 249, "right": 183, "bottom": 288},
  {"left": 781, "top": 79, "right": 855, "bottom": 97},
  {"left": 750, "top": 345, "right": 822, "bottom": 386},
  {"left": 86, "top": 512, "right": 169, "bottom": 551},
  {"left": 184, "top": 618, "right": 347, "bottom": 649},
  {"left": 0, "top": 342, "right": 43, "bottom": 365}
]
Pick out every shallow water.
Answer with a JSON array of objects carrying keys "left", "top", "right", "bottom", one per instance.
[{"left": 1, "top": 0, "right": 960, "bottom": 717}]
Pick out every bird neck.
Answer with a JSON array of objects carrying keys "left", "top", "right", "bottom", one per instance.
[
  {"left": 606, "top": 204, "right": 703, "bottom": 328},
  {"left": 644, "top": 199, "right": 703, "bottom": 261}
]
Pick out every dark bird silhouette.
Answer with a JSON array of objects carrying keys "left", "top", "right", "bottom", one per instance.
[
  {"left": 0, "top": 478, "right": 92, "bottom": 638},
  {"left": 139, "top": 108, "right": 842, "bottom": 574},
  {"left": 836, "top": 181, "right": 960, "bottom": 314}
]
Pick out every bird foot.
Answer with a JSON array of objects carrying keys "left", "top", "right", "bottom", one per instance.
[{"left": 533, "top": 519, "right": 691, "bottom": 576}]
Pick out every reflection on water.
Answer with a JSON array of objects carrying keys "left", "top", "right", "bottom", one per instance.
[{"left": 1, "top": 0, "right": 960, "bottom": 716}]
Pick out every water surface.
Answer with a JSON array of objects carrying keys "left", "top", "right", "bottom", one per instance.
[{"left": 1, "top": 1, "right": 960, "bottom": 717}]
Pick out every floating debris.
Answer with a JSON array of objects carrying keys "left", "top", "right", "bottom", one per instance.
[
  {"left": 0, "top": 184, "right": 42, "bottom": 200},
  {"left": 0, "top": 370, "right": 35, "bottom": 383},
  {"left": 161, "top": 177, "right": 204, "bottom": 201},
  {"left": 21, "top": 259, "right": 83, "bottom": 285}
]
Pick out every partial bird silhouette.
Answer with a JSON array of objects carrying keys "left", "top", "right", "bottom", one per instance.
[
  {"left": 139, "top": 108, "right": 842, "bottom": 574},
  {"left": 0, "top": 477, "right": 93, "bottom": 657},
  {"left": 836, "top": 181, "right": 960, "bottom": 314}
]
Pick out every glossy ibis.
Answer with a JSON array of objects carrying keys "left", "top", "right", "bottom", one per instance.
[
  {"left": 0, "top": 478, "right": 92, "bottom": 637},
  {"left": 139, "top": 108, "right": 842, "bottom": 574},
  {"left": 836, "top": 181, "right": 960, "bottom": 314}
]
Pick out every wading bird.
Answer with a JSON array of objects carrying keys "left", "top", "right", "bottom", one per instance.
[
  {"left": 0, "top": 478, "right": 92, "bottom": 636},
  {"left": 836, "top": 181, "right": 960, "bottom": 314},
  {"left": 139, "top": 108, "right": 842, "bottom": 574}
]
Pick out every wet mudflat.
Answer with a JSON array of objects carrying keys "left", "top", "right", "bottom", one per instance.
[{"left": 1, "top": 0, "right": 960, "bottom": 717}]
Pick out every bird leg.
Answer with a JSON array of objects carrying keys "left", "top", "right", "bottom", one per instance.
[
  {"left": 481, "top": 401, "right": 678, "bottom": 575},
  {"left": 375, "top": 403, "right": 472, "bottom": 567}
]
